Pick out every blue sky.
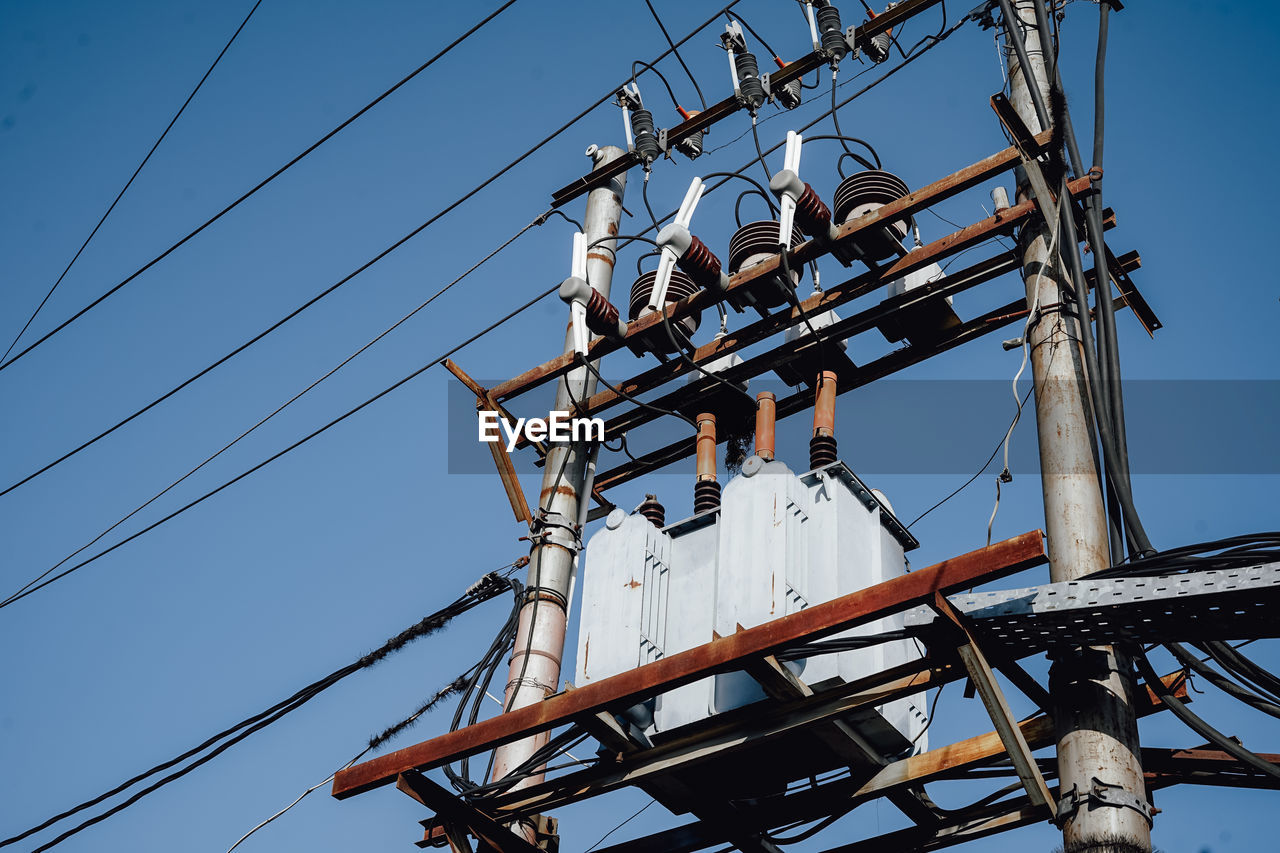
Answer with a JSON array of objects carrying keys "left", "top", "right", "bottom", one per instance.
[{"left": 1, "top": 1, "right": 1277, "bottom": 852}]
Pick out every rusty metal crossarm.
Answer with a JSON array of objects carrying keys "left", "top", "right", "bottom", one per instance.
[
  {"left": 396, "top": 771, "right": 542, "bottom": 853},
  {"left": 332, "top": 533, "right": 1046, "bottom": 799},
  {"left": 593, "top": 671, "right": 1190, "bottom": 853},
  {"left": 499, "top": 132, "right": 1057, "bottom": 405}
]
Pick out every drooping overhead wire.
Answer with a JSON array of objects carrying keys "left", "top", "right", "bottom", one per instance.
[
  {"left": 0, "top": 281, "right": 560, "bottom": 611},
  {"left": 0, "top": 211, "right": 555, "bottom": 608},
  {"left": 0, "top": 0, "right": 523, "bottom": 375},
  {"left": 2, "top": 570, "right": 519, "bottom": 851},
  {"left": 642, "top": 0, "right": 706, "bottom": 110},
  {"left": 0, "top": 0, "right": 264, "bottom": 363},
  {"left": 1, "top": 0, "right": 748, "bottom": 499}
]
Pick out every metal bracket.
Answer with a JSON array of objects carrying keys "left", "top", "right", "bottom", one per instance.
[
  {"left": 527, "top": 509, "right": 581, "bottom": 552},
  {"left": 1056, "top": 776, "right": 1154, "bottom": 826}
]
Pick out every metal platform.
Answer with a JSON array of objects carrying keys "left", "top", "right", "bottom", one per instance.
[
  {"left": 330, "top": 534, "right": 1279, "bottom": 853},
  {"left": 901, "top": 562, "right": 1280, "bottom": 654}
]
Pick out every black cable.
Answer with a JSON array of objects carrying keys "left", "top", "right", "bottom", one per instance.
[
  {"left": 1, "top": 0, "right": 747, "bottom": 498},
  {"left": 801, "top": 133, "right": 881, "bottom": 170},
  {"left": 907, "top": 386, "right": 1034, "bottom": 529},
  {"left": 585, "top": 799, "right": 656, "bottom": 852},
  {"left": 642, "top": 173, "right": 661, "bottom": 230},
  {"left": 700, "top": 170, "right": 778, "bottom": 215},
  {"left": 729, "top": 10, "right": 783, "bottom": 63},
  {"left": 1133, "top": 649, "right": 1280, "bottom": 782},
  {"left": 1, "top": 0, "right": 264, "bottom": 363},
  {"left": 1, "top": 212, "right": 552, "bottom": 607},
  {"left": 750, "top": 116, "right": 772, "bottom": 181},
  {"left": 643, "top": 0, "right": 706, "bottom": 110},
  {"left": 1165, "top": 642, "right": 1280, "bottom": 719},
  {"left": 1200, "top": 641, "right": 1280, "bottom": 704},
  {"left": 0, "top": 283, "right": 559, "bottom": 611},
  {"left": 997, "top": 0, "right": 1153, "bottom": 554},
  {"left": 3, "top": 572, "right": 517, "bottom": 849},
  {"left": 632, "top": 60, "right": 684, "bottom": 112},
  {"left": 578, "top": 356, "right": 697, "bottom": 430},
  {"left": 0, "top": 0, "right": 523, "bottom": 375}
]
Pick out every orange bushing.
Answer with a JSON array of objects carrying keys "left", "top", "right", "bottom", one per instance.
[
  {"left": 813, "top": 371, "right": 838, "bottom": 438},
  {"left": 695, "top": 413, "right": 718, "bottom": 482},
  {"left": 755, "top": 392, "right": 776, "bottom": 461}
]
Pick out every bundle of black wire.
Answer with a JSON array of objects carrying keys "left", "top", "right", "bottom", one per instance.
[{"left": 3, "top": 571, "right": 517, "bottom": 852}]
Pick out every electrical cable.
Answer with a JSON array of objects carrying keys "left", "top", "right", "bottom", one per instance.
[
  {"left": 631, "top": 60, "right": 684, "bottom": 112},
  {"left": 643, "top": 0, "right": 707, "bottom": 110},
  {"left": 727, "top": 10, "right": 783, "bottom": 65},
  {"left": 585, "top": 799, "right": 656, "bottom": 852},
  {"left": 1, "top": 0, "right": 264, "bottom": 363},
  {"left": 1, "top": 211, "right": 554, "bottom": 607},
  {"left": 1164, "top": 642, "right": 1280, "bottom": 720},
  {"left": 3, "top": 571, "right": 519, "bottom": 850},
  {"left": 1133, "top": 649, "right": 1280, "bottom": 782},
  {"left": 0, "top": 282, "right": 560, "bottom": 611},
  {"left": 905, "top": 387, "right": 1031, "bottom": 530},
  {"left": 750, "top": 115, "right": 772, "bottom": 181},
  {"left": 0, "top": 0, "right": 523, "bottom": 375},
  {"left": 1, "top": 0, "right": 748, "bottom": 499}
]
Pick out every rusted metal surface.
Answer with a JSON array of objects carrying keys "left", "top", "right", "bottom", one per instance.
[
  {"left": 332, "top": 532, "right": 1046, "bottom": 799},
  {"left": 1141, "top": 747, "right": 1280, "bottom": 789},
  {"left": 589, "top": 295, "right": 1032, "bottom": 492},
  {"left": 591, "top": 670, "right": 1189, "bottom": 853},
  {"left": 396, "top": 771, "right": 541, "bottom": 853},
  {"left": 499, "top": 133, "right": 1059, "bottom": 405},
  {"left": 931, "top": 592, "right": 1054, "bottom": 817}
]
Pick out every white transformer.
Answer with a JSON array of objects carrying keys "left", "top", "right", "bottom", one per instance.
[{"left": 574, "top": 456, "right": 930, "bottom": 758}]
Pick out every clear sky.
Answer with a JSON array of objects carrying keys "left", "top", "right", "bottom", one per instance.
[{"left": 1, "top": 2, "right": 1276, "bottom": 852}]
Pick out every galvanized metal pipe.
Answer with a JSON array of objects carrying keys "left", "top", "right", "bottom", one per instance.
[
  {"left": 1003, "top": 3, "right": 1151, "bottom": 851},
  {"left": 490, "top": 145, "right": 626, "bottom": 801},
  {"left": 754, "top": 391, "right": 776, "bottom": 461}
]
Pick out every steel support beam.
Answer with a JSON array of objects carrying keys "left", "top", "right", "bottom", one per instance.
[{"left": 332, "top": 533, "right": 1047, "bottom": 798}]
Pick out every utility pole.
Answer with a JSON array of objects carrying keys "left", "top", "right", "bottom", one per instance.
[
  {"left": 489, "top": 145, "right": 626, "bottom": 838},
  {"left": 1003, "top": 3, "right": 1152, "bottom": 852}
]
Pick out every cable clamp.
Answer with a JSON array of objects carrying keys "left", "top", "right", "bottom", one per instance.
[
  {"left": 1055, "top": 777, "right": 1154, "bottom": 826},
  {"left": 1087, "top": 165, "right": 1104, "bottom": 183},
  {"left": 528, "top": 509, "right": 582, "bottom": 552}
]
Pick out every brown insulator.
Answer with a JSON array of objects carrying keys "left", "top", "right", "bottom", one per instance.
[
  {"left": 832, "top": 170, "right": 913, "bottom": 262},
  {"left": 628, "top": 269, "right": 702, "bottom": 354},
  {"left": 676, "top": 234, "right": 724, "bottom": 290},
  {"left": 693, "top": 479, "right": 722, "bottom": 514},
  {"left": 809, "top": 434, "right": 838, "bottom": 470},
  {"left": 695, "top": 413, "right": 717, "bottom": 483},
  {"left": 754, "top": 391, "right": 776, "bottom": 461},
  {"left": 638, "top": 494, "right": 665, "bottom": 528},
  {"left": 582, "top": 289, "right": 621, "bottom": 337},
  {"left": 727, "top": 220, "right": 805, "bottom": 309},
  {"left": 793, "top": 182, "right": 833, "bottom": 236},
  {"left": 813, "top": 370, "right": 838, "bottom": 438}
]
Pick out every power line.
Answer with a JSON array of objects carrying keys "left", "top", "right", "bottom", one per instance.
[
  {"left": 0, "top": 0, "right": 264, "bottom": 362},
  {"left": 0, "top": 0, "right": 522, "bottom": 375},
  {"left": 1, "top": 212, "right": 553, "bottom": 607},
  {"left": 0, "top": 0, "right": 746, "bottom": 500},
  {"left": 3, "top": 571, "right": 518, "bottom": 851},
  {"left": 0, "top": 282, "right": 557, "bottom": 611}
]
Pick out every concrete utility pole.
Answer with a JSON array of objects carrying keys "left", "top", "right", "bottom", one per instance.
[
  {"left": 1003, "top": 3, "right": 1152, "bottom": 852},
  {"left": 489, "top": 146, "right": 626, "bottom": 821}
]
